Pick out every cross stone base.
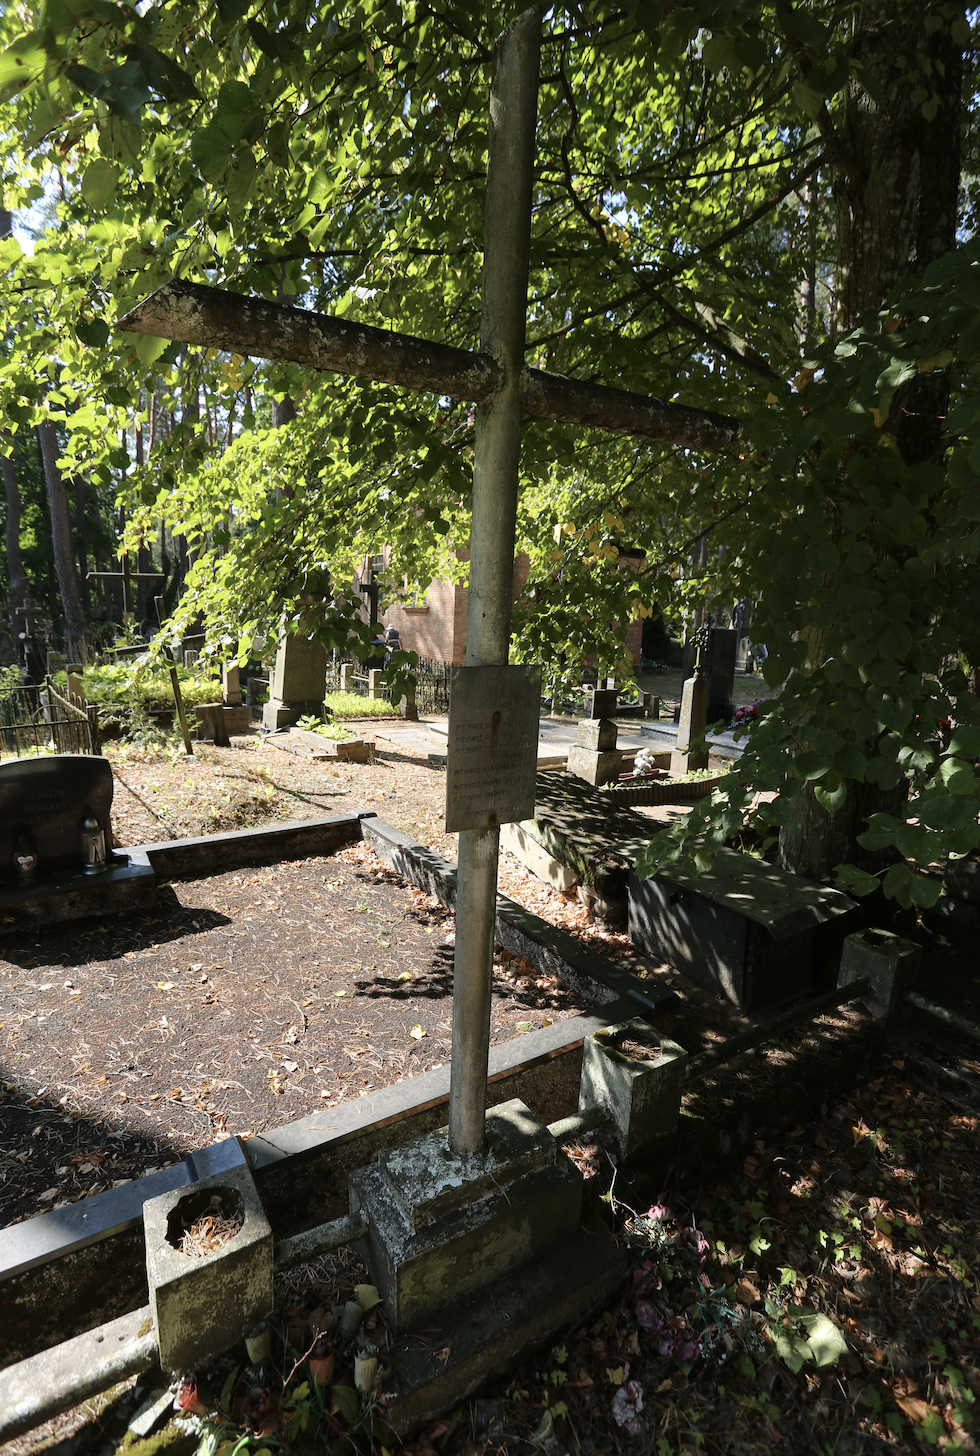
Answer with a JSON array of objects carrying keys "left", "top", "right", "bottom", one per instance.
[
  {"left": 262, "top": 698, "right": 323, "bottom": 730},
  {"left": 381, "top": 1228, "right": 624, "bottom": 1435},
  {"left": 349, "top": 1099, "right": 583, "bottom": 1336}
]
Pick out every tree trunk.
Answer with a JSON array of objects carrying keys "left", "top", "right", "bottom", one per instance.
[
  {"left": 779, "top": 0, "right": 962, "bottom": 882},
  {"left": 75, "top": 477, "right": 89, "bottom": 616},
  {"left": 2, "top": 431, "right": 28, "bottom": 657},
  {"left": 36, "top": 420, "right": 89, "bottom": 662}
]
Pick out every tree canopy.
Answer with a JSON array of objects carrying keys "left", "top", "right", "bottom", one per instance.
[{"left": 2, "top": 0, "right": 980, "bottom": 905}]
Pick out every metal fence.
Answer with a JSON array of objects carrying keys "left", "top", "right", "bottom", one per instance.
[
  {"left": 324, "top": 653, "right": 453, "bottom": 715},
  {"left": 46, "top": 677, "right": 101, "bottom": 755},
  {"left": 0, "top": 679, "right": 100, "bottom": 759}
]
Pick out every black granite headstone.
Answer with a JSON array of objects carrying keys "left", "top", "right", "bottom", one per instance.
[
  {"left": 706, "top": 628, "right": 736, "bottom": 725},
  {"left": 676, "top": 627, "right": 737, "bottom": 727},
  {"left": 0, "top": 756, "right": 113, "bottom": 880},
  {"left": 585, "top": 688, "right": 618, "bottom": 720}
]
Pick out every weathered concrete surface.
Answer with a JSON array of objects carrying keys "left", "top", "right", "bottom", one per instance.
[
  {"left": 0, "top": 1305, "right": 157, "bottom": 1445},
  {"left": 521, "top": 774, "right": 659, "bottom": 904},
  {"left": 350, "top": 1101, "right": 582, "bottom": 1333},
  {"left": 576, "top": 718, "right": 618, "bottom": 752},
  {"left": 671, "top": 674, "right": 709, "bottom": 776},
  {"left": 384, "top": 1231, "right": 625, "bottom": 1435},
  {"left": 381, "top": 1099, "right": 556, "bottom": 1230},
  {"left": 360, "top": 816, "right": 671, "bottom": 1010},
  {"left": 0, "top": 1004, "right": 631, "bottom": 1368},
  {"left": 565, "top": 745, "right": 631, "bottom": 787},
  {"left": 838, "top": 927, "right": 921, "bottom": 1031},
  {"left": 145, "top": 1163, "right": 273, "bottom": 1373},
  {"left": 579, "top": 1018, "right": 688, "bottom": 1159},
  {"left": 262, "top": 632, "right": 327, "bottom": 731},
  {"left": 136, "top": 810, "right": 368, "bottom": 879},
  {"left": 500, "top": 820, "right": 577, "bottom": 891}
]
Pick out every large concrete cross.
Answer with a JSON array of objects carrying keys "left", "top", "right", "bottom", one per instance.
[{"left": 117, "top": 6, "right": 740, "bottom": 1160}]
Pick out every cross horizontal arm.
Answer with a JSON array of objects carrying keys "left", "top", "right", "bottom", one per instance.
[
  {"left": 86, "top": 571, "right": 165, "bottom": 580},
  {"left": 116, "top": 280, "right": 741, "bottom": 451}
]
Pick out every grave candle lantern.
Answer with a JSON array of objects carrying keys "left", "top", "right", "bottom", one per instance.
[
  {"left": 80, "top": 811, "right": 107, "bottom": 874},
  {"left": 13, "top": 829, "right": 37, "bottom": 886}
]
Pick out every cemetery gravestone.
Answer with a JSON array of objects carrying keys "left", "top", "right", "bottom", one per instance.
[
  {"left": 670, "top": 672, "right": 709, "bottom": 777},
  {"left": 566, "top": 715, "right": 629, "bottom": 786},
  {"left": 678, "top": 627, "right": 736, "bottom": 726},
  {"left": 586, "top": 688, "right": 618, "bottom": 720},
  {"left": 222, "top": 664, "right": 242, "bottom": 705},
  {"left": 0, "top": 756, "right": 113, "bottom": 877},
  {"left": 263, "top": 631, "right": 328, "bottom": 730},
  {"left": 0, "top": 756, "right": 156, "bottom": 922},
  {"left": 706, "top": 628, "right": 736, "bottom": 725}
]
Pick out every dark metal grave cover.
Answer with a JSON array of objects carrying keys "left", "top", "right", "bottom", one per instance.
[
  {"left": 0, "top": 756, "right": 113, "bottom": 879},
  {"left": 445, "top": 665, "right": 541, "bottom": 833}
]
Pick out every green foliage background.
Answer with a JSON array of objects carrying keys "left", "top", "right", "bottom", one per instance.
[{"left": 1, "top": 0, "right": 979, "bottom": 900}]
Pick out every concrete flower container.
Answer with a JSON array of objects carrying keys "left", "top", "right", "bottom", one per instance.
[
  {"left": 144, "top": 1163, "right": 274, "bottom": 1373},
  {"left": 579, "top": 1017, "right": 688, "bottom": 1158},
  {"left": 604, "top": 775, "right": 721, "bottom": 807}
]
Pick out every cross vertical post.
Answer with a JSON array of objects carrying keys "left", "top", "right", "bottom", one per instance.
[{"left": 447, "top": 6, "right": 543, "bottom": 1158}]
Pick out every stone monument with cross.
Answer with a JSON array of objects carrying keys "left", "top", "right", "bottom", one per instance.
[{"left": 117, "top": 4, "right": 740, "bottom": 1377}]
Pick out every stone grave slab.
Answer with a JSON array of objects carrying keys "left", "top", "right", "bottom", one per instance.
[
  {"left": 629, "top": 846, "right": 857, "bottom": 1011},
  {"left": 512, "top": 772, "right": 663, "bottom": 924},
  {"left": 0, "top": 756, "right": 155, "bottom": 924}
]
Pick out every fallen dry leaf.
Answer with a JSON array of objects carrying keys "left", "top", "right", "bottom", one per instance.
[
  {"left": 894, "top": 1396, "right": 937, "bottom": 1425},
  {"left": 735, "top": 1279, "right": 761, "bottom": 1306}
]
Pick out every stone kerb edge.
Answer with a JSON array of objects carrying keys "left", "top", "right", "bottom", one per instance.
[{"left": 359, "top": 817, "right": 668, "bottom": 1011}]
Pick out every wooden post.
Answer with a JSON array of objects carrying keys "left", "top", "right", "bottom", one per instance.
[{"left": 448, "top": 8, "right": 543, "bottom": 1158}]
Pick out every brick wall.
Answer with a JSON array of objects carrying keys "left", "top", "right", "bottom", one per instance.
[
  {"left": 377, "top": 550, "right": 644, "bottom": 669},
  {"left": 379, "top": 552, "right": 531, "bottom": 666}
]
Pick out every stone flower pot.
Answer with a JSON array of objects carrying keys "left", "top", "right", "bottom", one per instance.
[{"left": 579, "top": 1017, "right": 688, "bottom": 1159}]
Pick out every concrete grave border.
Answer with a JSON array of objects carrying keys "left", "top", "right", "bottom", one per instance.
[{"left": 0, "top": 807, "right": 668, "bottom": 1369}]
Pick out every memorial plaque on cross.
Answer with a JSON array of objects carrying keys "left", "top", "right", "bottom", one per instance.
[{"left": 116, "top": 5, "right": 741, "bottom": 1159}]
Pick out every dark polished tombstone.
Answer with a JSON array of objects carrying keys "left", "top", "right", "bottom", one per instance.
[
  {"left": 585, "top": 688, "right": 618, "bottom": 720},
  {"left": 678, "top": 628, "right": 736, "bottom": 727},
  {"left": 0, "top": 756, "right": 155, "bottom": 922},
  {"left": 0, "top": 756, "right": 113, "bottom": 877},
  {"left": 706, "top": 628, "right": 736, "bottom": 725},
  {"left": 629, "top": 848, "right": 858, "bottom": 1011}
]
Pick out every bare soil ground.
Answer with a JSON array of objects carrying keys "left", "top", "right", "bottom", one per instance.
[
  {"left": 104, "top": 732, "right": 446, "bottom": 850},
  {"left": 0, "top": 839, "right": 585, "bottom": 1227}
]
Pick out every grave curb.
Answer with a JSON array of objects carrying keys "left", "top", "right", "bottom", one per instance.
[
  {"left": 134, "top": 810, "right": 371, "bottom": 878},
  {"left": 0, "top": 974, "right": 635, "bottom": 1368},
  {"left": 360, "top": 816, "right": 673, "bottom": 1016}
]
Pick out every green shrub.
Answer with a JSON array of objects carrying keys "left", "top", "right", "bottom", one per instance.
[
  {"left": 295, "top": 714, "right": 354, "bottom": 741},
  {"left": 324, "top": 691, "right": 397, "bottom": 719},
  {"left": 56, "top": 662, "right": 222, "bottom": 716}
]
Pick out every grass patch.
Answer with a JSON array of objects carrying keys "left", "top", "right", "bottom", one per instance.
[{"left": 324, "top": 691, "right": 398, "bottom": 719}]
